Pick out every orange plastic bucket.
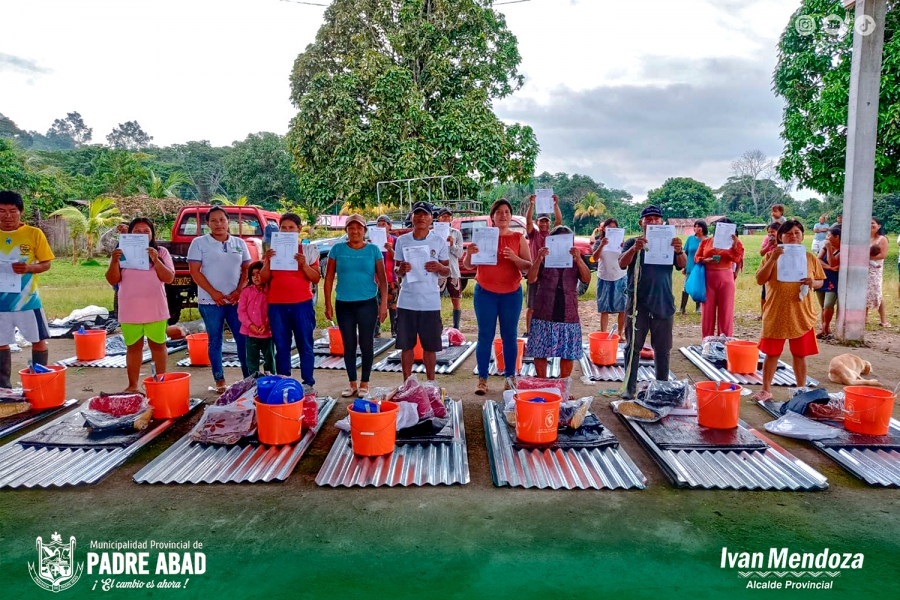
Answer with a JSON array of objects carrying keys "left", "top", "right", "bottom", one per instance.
[
  {"left": 74, "top": 330, "right": 106, "bottom": 361},
  {"left": 494, "top": 338, "right": 525, "bottom": 373},
  {"left": 19, "top": 365, "right": 67, "bottom": 409},
  {"left": 143, "top": 372, "right": 191, "bottom": 419},
  {"left": 844, "top": 386, "right": 895, "bottom": 436},
  {"left": 350, "top": 400, "right": 399, "bottom": 456},
  {"left": 589, "top": 332, "right": 619, "bottom": 366},
  {"left": 186, "top": 333, "right": 210, "bottom": 366},
  {"left": 696, "top": 381, "right": 742, "bottom": 429},
  {"left": 725, "top": 341, "right": 759, "bottom": 374},
  {"left": 328, "top": 326, "right": 344, "bottom": 355},
  {"left": 255, "top": 398, "right": 305, "bottom": 445},
  {"left": 515, "top": 390, "right": 562, "bottom": 444}
]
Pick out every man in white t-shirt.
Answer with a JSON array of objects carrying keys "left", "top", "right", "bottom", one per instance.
[
  {"left": 394, "top": 201, "right": 450, "bottom": 380},
  {"left": 812, "top": 215, "right": 829, "bottom": 256}
]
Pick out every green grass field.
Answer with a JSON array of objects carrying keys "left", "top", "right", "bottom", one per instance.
[{"left": 37, "top": 233, "right": 900, "bottom": 331}]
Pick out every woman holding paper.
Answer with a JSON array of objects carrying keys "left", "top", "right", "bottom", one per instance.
[
  {"left": 525, "top": 226, "right": 591, "bottom": 379},
  {"left": 464, "top": 199, "right": 532, "bottom": 395},
  {"left": 260, "top": 212, "right": 320, "bottom": 387},
  {"left": 324, "top": 214, "right": 388, "bottom": 397},
  {"left": 694, "top": 218, "right": 743, "bottom": 338},
  {"left": 752, "top": 220, "right": 825, "bottom": 402},
  {"left": 591, "top": 218, "right": 627, "bottom": 334},
  {"left": 679, "top": 220, "right": 707, "bottom": 314},
  {"left": 105, "top": 218, "right": 175, "bottom": 394}
]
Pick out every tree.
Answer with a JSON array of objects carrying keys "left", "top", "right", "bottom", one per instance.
[
  {"left": 288, "top": 0, "right": 538, "bottom": 215},
  {"left": 718, "top": 176, "right": 793, "bottom": 216},
  {"left": 730, "top": 150, "right": 776, "bottom": 216},
  {"left": 0, "top": 113, "right": 34, "bottom": 147},
  {"left": 107, "top": 121, "right": 153, "bottom": 150},
  {"left": 774, "top": 1, "right": 900, "bottom": 195},
  {"left": 223, "top": 133, "right": 301, "bottom": 209},
  {"left": 158, "top": 141, "right": 230, "bottom": 201},
  {"left": 211, "top": 194, "right": 252, "bottom": 206},
  {"left": 49, "top": 197, "right": 120, "bottom": 261},
  {"left": 47, "top": 112, "right": 93, "bottom": 148},
  {"left": 646, "top": 177, "right": 715, "bottom": 218},
  {"left": 572, "top": 192, "right": 606, "bottom": 221},
  {"left": 142, "top": 170, "right": 189, "bottom": 199}
]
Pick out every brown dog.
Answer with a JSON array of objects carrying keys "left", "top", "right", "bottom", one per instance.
[{"left": 828, "top": 354, "right": 881, "bottom": 387}]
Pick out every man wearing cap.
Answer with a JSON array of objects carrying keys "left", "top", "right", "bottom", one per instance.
[
  {"left": 618, "top": 205, "right": 685, "bottom": 398},
  {"left": 524, "top": 193, "right": 562, "bottom": 336},
  {"left": 375, "top": 214, "right": 399, "bottom": 337},
  {"left": 395, "top": 201, "right": 451, "bottom": 380},
  {"left": 435, "top": 207, "right": 464, "bottom": 330}
]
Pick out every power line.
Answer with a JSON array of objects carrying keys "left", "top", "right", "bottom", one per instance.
[
  {"left": 495, "top": 0, "right": 533, "bottom": 5},
  {"left": 278, "top": 0, "right": 328, "bottom": 6}
]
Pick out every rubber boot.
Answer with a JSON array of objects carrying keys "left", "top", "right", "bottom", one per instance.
[
  {"left": 452, "top": 309, "right": 461, "bottom": 330},
  {"left": 32, "top": 348, "right": 49, "bottom": 367},
  {"left": 389, "top": 310, "right": 397, "bottom": 338},
  {"left": 0, "top": 349, "right": 11, "bottom": 389}
]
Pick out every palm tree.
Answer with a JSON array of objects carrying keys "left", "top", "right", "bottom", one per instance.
[
  {"left": 142, "top": 170, "right": 189, "bottom": 199},
  {"left": 211, "top": 194, "right": 252, "bottom": 206},
  {"left": 573, "top": 192, "right": 606, "bottom": 221},
  {"left": 50, "top": 197, "right": 120, "bottom": 261}
]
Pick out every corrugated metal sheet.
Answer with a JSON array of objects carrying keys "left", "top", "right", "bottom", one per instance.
[
  {"left": 615, "top": 405, "right": 828, "bottom": 491},
  {"left": 679, "top": 346, "right": 819, "bottom": 387},
  {"left": 0, "top": 399, "right": 203, "bottom": 489},
  {"left": 371, "top": 343, "right": 477, "bottom": 375},
  {"left": 57, "top": 344, "right": 183, "bottom": 368},
  {"left": 482, "top": 401, "right": 646, "bottom": 490},
  {"left": 315, "top": 400, "right": 469, "bottom": 487},
  {"left": 133, "top": 397, "right": 336, "bottom": 484},
  {"left": 475, "top": 358, "right": 561, "bottom": 378},
  {"left": 757, "top": 400, "right": 900, "bottom": 487},
  {"left": 579, "top": 356, "right": 676, "bottom": 383},
  {"left": 176, "top": 340, "right": 396, "bottom": 370},
  {"left": 0, "top": 399, "right": 78, "bottom": 441}
]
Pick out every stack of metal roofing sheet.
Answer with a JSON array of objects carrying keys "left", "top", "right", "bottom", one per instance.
[
  {"left": 679, "top": 346, "right": 819, "bottom": 387},
  {"left": 579, "top": 342, "right": 676, "bottom": 382},
  {"left": 57, "top": 344, "right": 183, "bottom": 368},
  {"left": 316, "top": 400, "right": 469, "bottom": 487},
  {"left": 482, "top": 401, "right": 647, "bottom": 490},
  {"left": 0, "top": 399, "right": 203, "bottom": 489},
  {"left": 371, "top": 342, "right": 476, "bottom": 374},
  {"left": 0, "top": 399, "right": 78, "bottom": 441},
  {"left": 758, "top": 400, "right": 900, "bottom": 487},
  {"left": 614, "top": 406, "right": 828, "bottom": 491},
  {"left": 475, "top": 357, "right": 561, "bottom": 378},
  {"left": 133, "top": 397, "right": 336, "bottom": 484},
  {"left": 302, "top": 338, "right": 396, "bottom": 370}
]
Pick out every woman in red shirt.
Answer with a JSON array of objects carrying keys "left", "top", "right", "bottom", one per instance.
[
  {"left": 463, "top": 199, "right": 532, "bottom": 395},
  {"left": 695, "top": 218, "right": 744, "bottom": 338}
]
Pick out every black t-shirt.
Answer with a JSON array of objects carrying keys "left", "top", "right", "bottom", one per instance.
[{"left": 622, "top": 237, "right": 676, "bottom": 318}]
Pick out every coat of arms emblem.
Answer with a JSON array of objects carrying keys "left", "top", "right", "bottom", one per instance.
[{"left": 28, "top": 532, "right": 83, "bottom": 592}]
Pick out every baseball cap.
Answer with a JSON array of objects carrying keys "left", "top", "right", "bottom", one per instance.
[
  {"left": 376, "top": 214, "right": 391, "bottom": 225},
  {"left": 640, "top": 205, "right": 663, "bottom": 219},
  {"left": 345, "top": 213, "right": 367, "bottom": 229},
  {"left": 436, "top": 207, "right": 452, "bottom": 218},
  {"left": 536, "top": 213, "right": 551, "bottom": 221},
  {"left": 411, "top": 201, "right": 434, "bottom": 215}
]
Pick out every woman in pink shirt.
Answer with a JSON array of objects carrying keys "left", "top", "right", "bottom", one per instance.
[
  {"left": 105, "top": 218, "right": 175, "bottom": 393},
  {"left": 238, "top": 262, "right": 274, "bottom": 374}
]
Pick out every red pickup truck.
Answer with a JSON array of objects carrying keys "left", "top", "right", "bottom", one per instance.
[{"left": 159, "top": 206, "right": 281, "bottom": 323}]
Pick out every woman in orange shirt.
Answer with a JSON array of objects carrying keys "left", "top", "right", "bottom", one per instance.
[
  {"left": 695, "top": 218, "right": 743, "bottom": 338},
  {"left": 463, "top": 199, "right": 532, "bottom": 395}
]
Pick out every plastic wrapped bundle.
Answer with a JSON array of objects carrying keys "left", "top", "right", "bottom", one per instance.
[{"left": 82, "top": 394, "right": 153, "bottom": 432}]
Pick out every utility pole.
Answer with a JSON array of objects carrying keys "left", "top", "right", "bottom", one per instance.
[{"left": 836, "top": 0, "right": 887, "bottom": 341}]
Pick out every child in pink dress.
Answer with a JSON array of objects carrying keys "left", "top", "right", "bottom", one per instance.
[{"left": 238, "top": 262, "right": 274, "bottom": 374}]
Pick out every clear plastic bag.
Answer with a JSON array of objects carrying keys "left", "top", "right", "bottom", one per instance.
[
  {"left": 615, "top": 380, "right": 693, "bottom": 423},
  {"left": 764, "top": 411, "right": 842, "bottom": 440},
  {"left": 559, "top": 397, "right": 593, "bottom": 429},
  {"left": 517, "top": 376, "right": 572, "bottom": 401},
  {"left": 334, "top": 401, "right": 419, "bottom": 432},
  {"left": 82, "top": 394, "right": 153, "bottom": 432},
  {"left": 701, "top": 336, "right": 734, "bottom": 366},
  {"left": 393, "top": 375, "right": 434, "bottom": 420}
]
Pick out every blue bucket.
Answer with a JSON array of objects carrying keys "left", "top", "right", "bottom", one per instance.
[
  {"left": 256, "top": 376, "right": 283, "bottom": 403},
  {"left": 263, "top": 379, "right": 305, "bottom": 405}
]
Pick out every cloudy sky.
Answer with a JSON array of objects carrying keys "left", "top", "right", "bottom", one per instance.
[{"left": 1, "top": 0, "right": 811, "bottom": 200}]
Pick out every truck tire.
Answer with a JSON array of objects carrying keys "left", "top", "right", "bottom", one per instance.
[{"left": 167, "top": 294, "right": 184, "bottom": 325}]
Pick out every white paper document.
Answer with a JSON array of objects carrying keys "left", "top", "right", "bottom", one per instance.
[
  {"left": 270, "top": 232, "right": 299, "bottom": 271},
  {"left": 433, "top": 222, "right": 450, "bottom": 241},
  {"left": 0, "top": 260, "right": 22, "bottom": 293},
  {"left": 403, "top": 245, "right": 431, "bottom": 283},
  {"left": 367, "top": 226, "right": 387, "bottom": 252},
  {"left": 644, "top": 225, "right": 676, "bottom": 265},
  {"left": 777, "top": 244, "right": 808, "bottom": 282},
  {"left": 545, "top": 233, "right": 574, "bottom": 268},
  {"left": 118, "top": 234, "right": 150, "bottom": 270},
  {"left": 712, "top": 222, "right": 737, "bottom": 250},
  {"left": 470, "top": 227, "right": 500, "bottom": 265},
  {"left": 603, "top": 228, "right": 625, "bottom": 253},
  {"left": 535, "top": 189, "right": 554, "bottom": 215}
]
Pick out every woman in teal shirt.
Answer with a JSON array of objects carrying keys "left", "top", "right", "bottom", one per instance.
[
  {"left": 680, "top": 220, "right": 707, "bottom": 314},
  {"left": 324, "top": 214, "right": 388, "bottom": 398}
]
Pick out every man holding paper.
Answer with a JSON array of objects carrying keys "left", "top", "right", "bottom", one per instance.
[
  {"left": 524, "top": 192, "right": 561, "bottom": 336},
  {"left": 394, "top": 201, "right": 450, "bottom": 381},
  {"left": 0, "top": 191, "right": 54, "bottom": 388},
  {"left": 694, "top": 217, "right": 743, "bottom": 338},
  {"left": 374, "top": 215, "right": 399, "bottom": 337},
  {"left": 617, "top": 205, "right": 685, "bottom": 398},
  {"left": 435, "top": 207, "right": 464, "bottom": 330}
]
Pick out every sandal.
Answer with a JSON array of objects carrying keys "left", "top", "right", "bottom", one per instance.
[
  {"left": 357, "top": 385, "right": 369, "bottom": 398},
  {"left": 750, "top": 390, "right": 773, "bottom": 402},
  {"left": 341, "top": 385, "right": 358, "bottom": 398}
]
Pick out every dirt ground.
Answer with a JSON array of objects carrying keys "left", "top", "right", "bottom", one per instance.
[{"left": 3, "top": 312, "right": 900, "bottom": 599}]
